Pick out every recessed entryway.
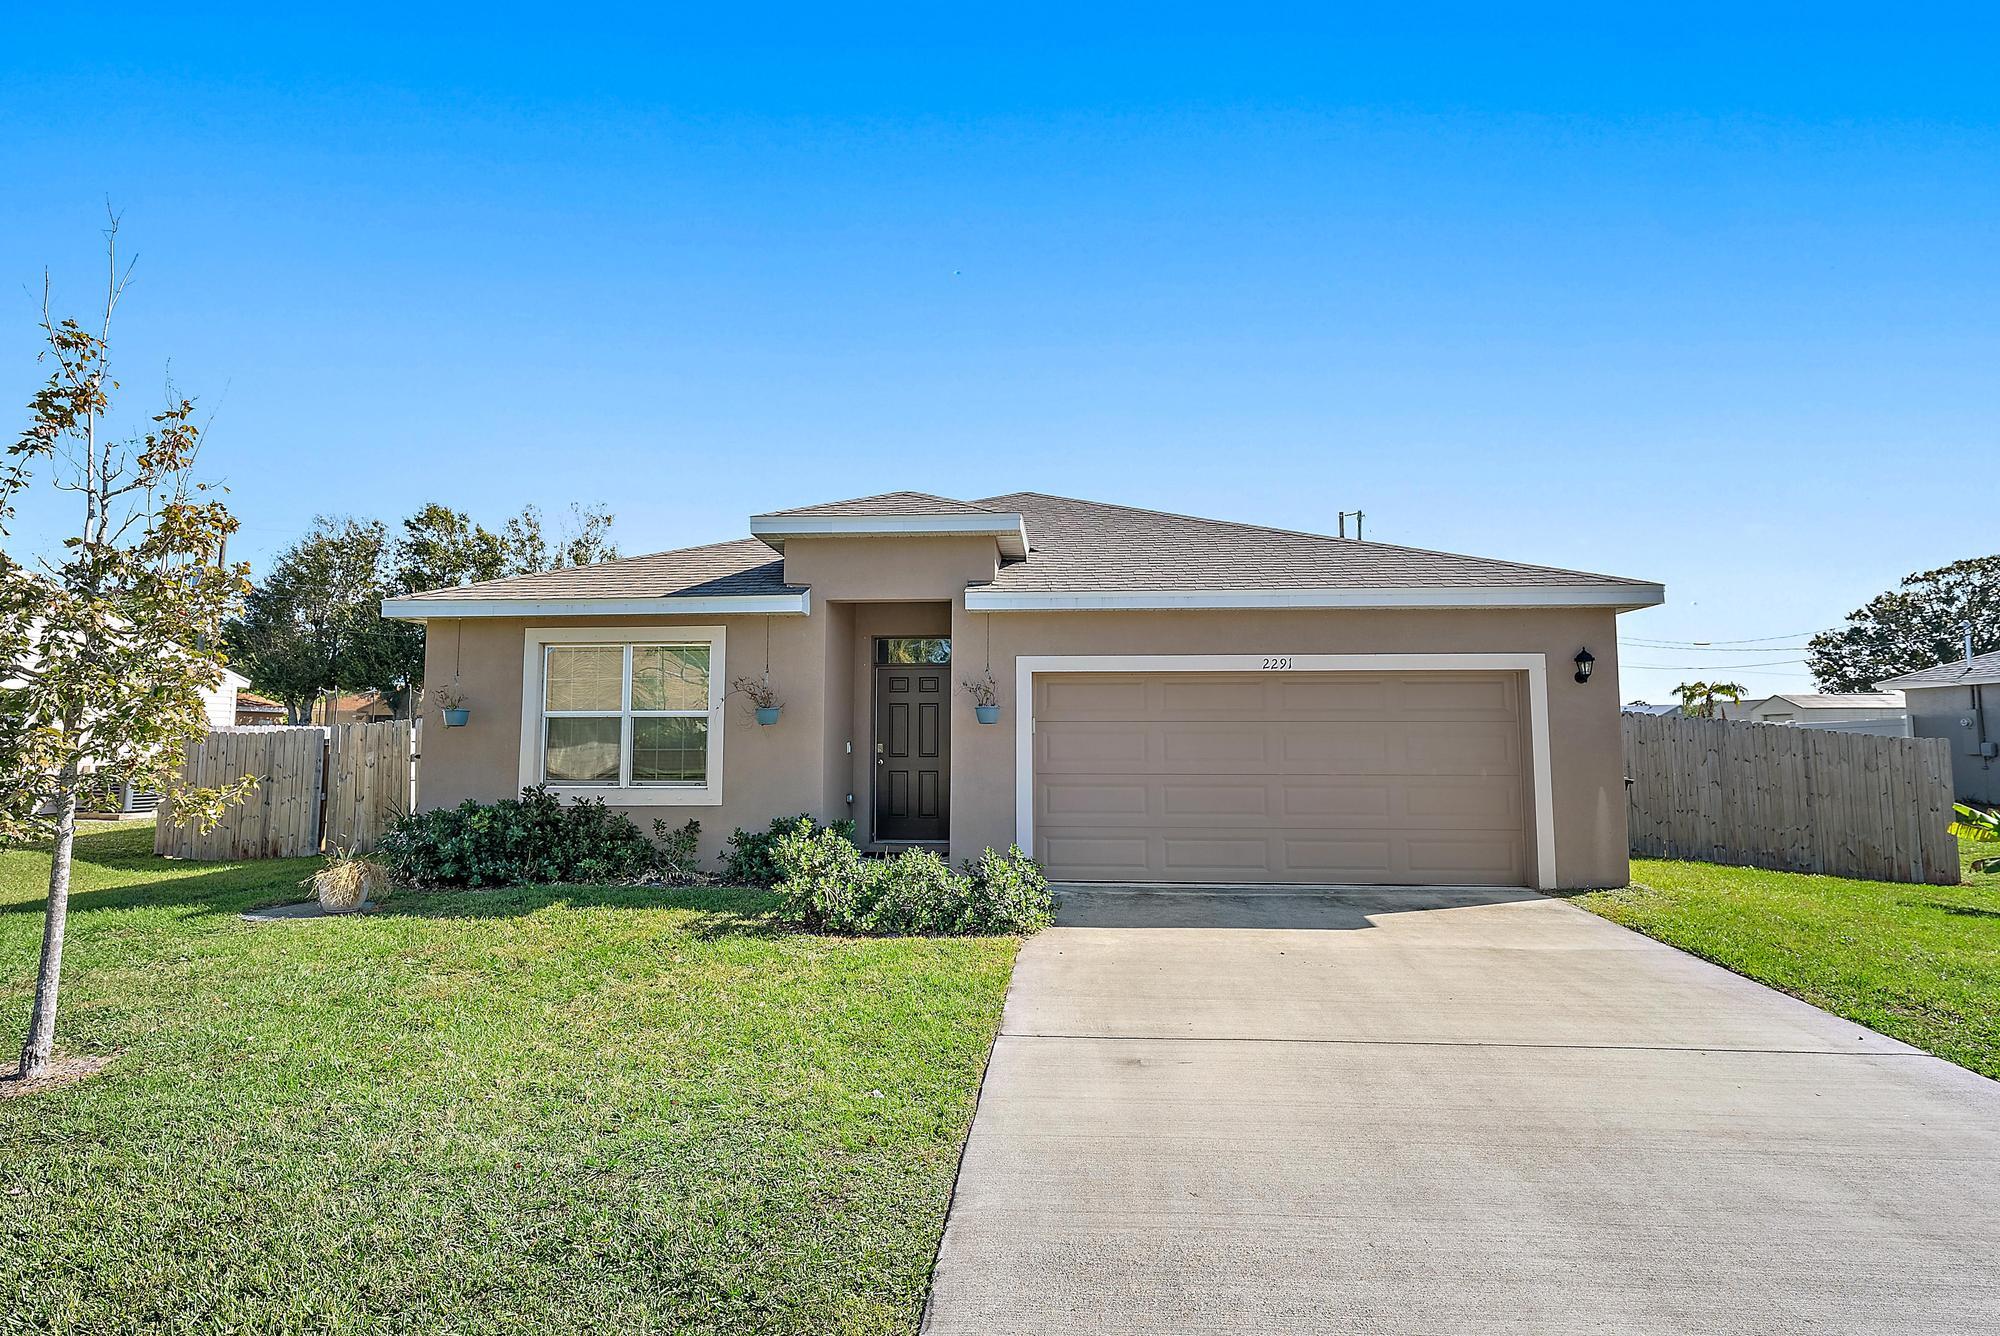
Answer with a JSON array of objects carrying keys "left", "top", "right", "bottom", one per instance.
[{"left": 872, "top": 636, "right": 950, "bottom": 842}]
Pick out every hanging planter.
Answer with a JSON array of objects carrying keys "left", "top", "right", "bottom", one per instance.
[
  {"left": 732, "top": 676, "right": 785, "bottom": 727},
  {"left": 963, "top": 673, "right": 1002, "bottom": 724},
  {"left": 431, "top": 686, "right": 470, "bottom": 728}
]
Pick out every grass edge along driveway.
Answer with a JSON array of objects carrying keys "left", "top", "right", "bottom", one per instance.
[
  {"left": 1573, "top": 841, "right": 2000, "bottom": 1081},
  {"left": 0, "top": 822, "right": 1019, "bottom": 1336}
]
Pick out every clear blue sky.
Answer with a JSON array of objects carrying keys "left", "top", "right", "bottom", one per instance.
[{"left": 5, "top": 6, "right": 1996, "bottom": 701}]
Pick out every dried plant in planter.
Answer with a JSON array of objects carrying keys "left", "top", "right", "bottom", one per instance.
[
  {"left": 429, "top": 685, "right": 468, "bottom": 711},
  {"left": 960, "top": 674, "right": 1001, "bottom": 707},
  {"left": 729, "top": 676, "right": 783, "bottom": 709},
  {"left": 309, "top": 851, "right": 389, "bottom": 912}
]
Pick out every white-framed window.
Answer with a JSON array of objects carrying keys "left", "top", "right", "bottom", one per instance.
[{"left": 520, "top": 626, "right": 726, "bottom": 805}]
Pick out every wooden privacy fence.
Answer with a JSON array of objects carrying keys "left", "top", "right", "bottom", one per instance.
[
  {"left": 1623, "top": 714, "right": 1958, "bottom": 885},
  {"left": 155, "top": 721, "right": 417, "bottom": 860}
]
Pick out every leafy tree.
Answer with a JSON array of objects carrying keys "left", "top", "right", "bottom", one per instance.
[
  {"left": 224, "top": 517, "right": 392, "bottom": 722},
  {"left": 394, "top": 501, "right": 509, "bottom": 593},
  {"left": 1675, "top": 680, "right": 1748, "bottom": 718},
  {"left": 2, "top": 225, "right": 250, "bottom": 1080},
  {"left": 1807, "top": 555, "right": 2000, "bottom": 692},
  {"left": 501, "top": 501, "right": 618, "bottom": 574}
]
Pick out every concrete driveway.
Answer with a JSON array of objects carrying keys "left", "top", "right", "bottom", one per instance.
[{"left": 923, "top": 885, "right": 2000, "bottom": 1335}]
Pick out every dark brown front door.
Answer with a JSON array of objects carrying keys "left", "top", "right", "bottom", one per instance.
[{"left": 874, "top": 654, "right": 950, "bottom": 842}]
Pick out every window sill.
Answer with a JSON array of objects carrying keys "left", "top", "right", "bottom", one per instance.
[{"left": 540, "top": 785, "right": 723, "bottom": 807}]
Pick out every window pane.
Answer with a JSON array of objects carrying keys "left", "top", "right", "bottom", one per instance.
[
  {"left": 546, "top": 646, "right": 623, "bottom": 712},
  {"left": 632, "top": 716, "right": 708, "bottom": 783},
  {"left": 878, "top": 637, "right": 950, "bottom": 665},
  {"left": 545, "top": 716, "right": 621, "bottom": 783},
  {"left": 632, "top": 645, "right": 710, "bottom": 712}
]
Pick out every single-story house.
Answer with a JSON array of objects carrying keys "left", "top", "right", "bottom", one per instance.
[
  {"left": 1878, "top": 650, "right": 2000, "bottom": 805},
  {"left": 234, "top": 692, "right": 290, "bottom": 726},
  {"left": 383, "top": 492, "right": 1665, "bottom": 889},
  {"left": 1718, "top": 692, "right": 1909, "bottom": 736},
  {"left": 1622, "top": 701, "right": 1682, "bottom": 718}
]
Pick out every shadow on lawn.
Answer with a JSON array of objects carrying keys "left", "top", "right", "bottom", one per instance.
[{"left": 373, "top": 882, "right": 792, "bottom": 938}]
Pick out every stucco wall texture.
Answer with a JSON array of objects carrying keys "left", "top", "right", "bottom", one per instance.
[{"left": 417, "top": 534, "right": 1630, "bottom": 888}]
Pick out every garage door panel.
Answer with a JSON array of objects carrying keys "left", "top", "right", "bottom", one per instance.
[{"left": 1034, "top": 671, "right": 1530, "bottom": 886}]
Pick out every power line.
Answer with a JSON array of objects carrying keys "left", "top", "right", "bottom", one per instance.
[{"left": 1624, "top": 659, "right": 1809, "bottom": 670}]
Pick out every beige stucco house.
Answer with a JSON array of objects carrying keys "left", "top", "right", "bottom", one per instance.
[{"left": 382, "top": 492, "right": 1665, "bottom": 890}]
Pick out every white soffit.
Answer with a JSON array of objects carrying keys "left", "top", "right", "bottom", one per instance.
[
  {"left": 963, "top": 584, "right": 1666, "bottom": 612},
  {"left": 380, "top": 592, "right": 811, "bottom": 620}
]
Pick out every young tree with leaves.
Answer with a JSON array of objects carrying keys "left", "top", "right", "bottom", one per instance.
[
  {"left": 1807, "top": 555, "right": 1999, "bottom": 692},
  {"left": 2, "top": 225, "right": 250, "bottom": 1081}
]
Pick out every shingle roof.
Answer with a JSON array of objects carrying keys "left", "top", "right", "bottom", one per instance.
[
  {"left": 762, "top": 491, "right": 1000, "bottom": 518},
  {"left": 1762, "top": 693, "right": 1906, "bottom": 709},
  {"left": 391, "top": 491, "right": 1657, "bottom": 606},
  {"left": 393, "top": 537, "right": 798, "bottom": 602},
  {"left": 973, "top": 492, "right": 1656, "bottom": 593},
  {"left": 1878, "top": 650, "right": 2000, "bottom": 690}
]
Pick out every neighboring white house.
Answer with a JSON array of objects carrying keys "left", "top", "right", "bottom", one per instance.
[
  {"left": 204, "top": 667, "right": 249, "bottom": 729},
  {"left": 1622, "top": 701, "right": 1682, "bottom": 717},
  {"left": 1718, "top": 692, "right": 1910, "bottom": 735}
]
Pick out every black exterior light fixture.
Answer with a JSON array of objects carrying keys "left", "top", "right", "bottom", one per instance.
[{"left": 1574, "top": 647, "right": 1596, "bottom": 684}]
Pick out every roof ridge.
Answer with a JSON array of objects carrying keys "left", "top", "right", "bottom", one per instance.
[
  {"left": 764, "top": 489, "right": 993, "bottom": 517},
  {"left": 980, "top": 492, "right": 1654, "bottom": 587}
]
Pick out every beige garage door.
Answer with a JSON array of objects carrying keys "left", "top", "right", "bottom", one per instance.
[{"left": 1033, "top": 672, "right": 1530, "bottom": 885}]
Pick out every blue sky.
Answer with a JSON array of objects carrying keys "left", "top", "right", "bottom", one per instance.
[{"left": 4, "top": 6, "right": 1996, "bottom": 701}]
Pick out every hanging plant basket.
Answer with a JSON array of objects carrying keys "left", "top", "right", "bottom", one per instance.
[
  {"left": 442, "top": 708, "right": 470, "bottom": 727},
  {"left": 755, "top": 705, "right": 781, "bottom": 726},
  {"left": 975, "top": 704, "right": 1001, "bottom": 725}
]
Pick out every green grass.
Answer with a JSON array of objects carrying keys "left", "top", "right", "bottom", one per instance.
[
  {"left": 1573, "top": 840, "right": 2000, "bottom": 1079},
  {"left": 0, "top": 823, "right": 1019, "bottom": 1335}
]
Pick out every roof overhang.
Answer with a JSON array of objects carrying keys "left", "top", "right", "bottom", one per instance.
[
  {"left": 749, "top": 511, "right": 1029, "bottom": 559},
  {"left": 962, "top": 583, "right": 1666, "bottom": 612},
  {"left": 381, "top": 591, "right": 812, "bottom": 621}
]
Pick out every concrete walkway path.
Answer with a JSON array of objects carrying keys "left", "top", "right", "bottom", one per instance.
[{"left": 923, "top": 885, "right": 2000, "bottom": 1335}]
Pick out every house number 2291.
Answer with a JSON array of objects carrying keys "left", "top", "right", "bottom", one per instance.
[{"left": 1261, "top": 656, "right": 1295, "bottom": 670}]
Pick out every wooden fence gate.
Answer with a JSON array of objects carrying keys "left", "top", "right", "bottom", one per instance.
[
  {"left": 1623, "top": 714, "right": 1959, "bottom": 885},
  {"left": 155, "top": 721, "right": 417, "bottom": 860}
]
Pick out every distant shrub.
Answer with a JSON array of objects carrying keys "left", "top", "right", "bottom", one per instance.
[
  {"left": 378, "top": 786, "right": 674, "bottom": 888},
  {"left": 722, "top": 814, "right": 857, "bottom": 886},
  {"left": 769, "top": 825, "right": 1053, "bottom": 936}
]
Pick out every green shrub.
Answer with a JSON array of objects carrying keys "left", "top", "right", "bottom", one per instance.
[
  {"left": 379, "top": 786, "right": 665, "bottom": 888},
  {"left": 961, "top": 845, "right": 1054, "bottom": 934},
  {"left": 722, "top": 813, "right": 857, "bottom": 886},
  {"left": 651, "top": 818, "right": 705, "bottom": 886},
  {"left": 769, "top": 824, "right": 1053, "bottom": 935}
]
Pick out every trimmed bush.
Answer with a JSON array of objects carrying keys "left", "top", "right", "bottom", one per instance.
[
  {"left": 770, "top": 824, "right": 1054, "bottom": 936},
  {"left": 722, "top": 814, "right": 857, "bottom": 886},
  {"left": 379, "top": 786, "right": 664, "bottom": 888}
]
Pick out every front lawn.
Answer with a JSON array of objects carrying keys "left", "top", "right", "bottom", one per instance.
[
  {"left": 0, "top": 823, "right": 1018, "bottom": 1335},
  {"left": 1574, "top": 840, "right": 2000, "bottom": 1079}
]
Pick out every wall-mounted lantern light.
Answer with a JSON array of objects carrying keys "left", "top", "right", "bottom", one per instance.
[{"left": 1574, "top": 648, "right": 1596, "bottom": 684}]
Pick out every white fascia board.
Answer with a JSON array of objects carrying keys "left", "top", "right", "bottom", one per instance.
[
  {"left": 381, "top": 592, "right": 811, "bottom": 621},
  {"left": 749, "top": 512, "right": 1029, "bottom": 558},
  {"left": 964, "top": 584, "right": 1666, "bottom": 612}
]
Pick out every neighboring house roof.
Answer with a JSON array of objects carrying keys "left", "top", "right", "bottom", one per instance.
[
  {"left": 235, "top": 693, "right": 286, "bottom": 714},
  {"left": 383, "top": 491, "right": 1664, "bottom": 618},
  {"left": 1755, "top": 692, "right": 1906, "bottom": 710},
  {"left": 1622, "top": 701, "right": 1682, "bottom": 716},
  {"left": 1878, "top": 650, "right": 2000, "bottom": 691}
]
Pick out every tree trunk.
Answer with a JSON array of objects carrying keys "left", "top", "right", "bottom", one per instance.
[{"left": 18, "top": 777, "right": 79, "bottom": 1080}]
